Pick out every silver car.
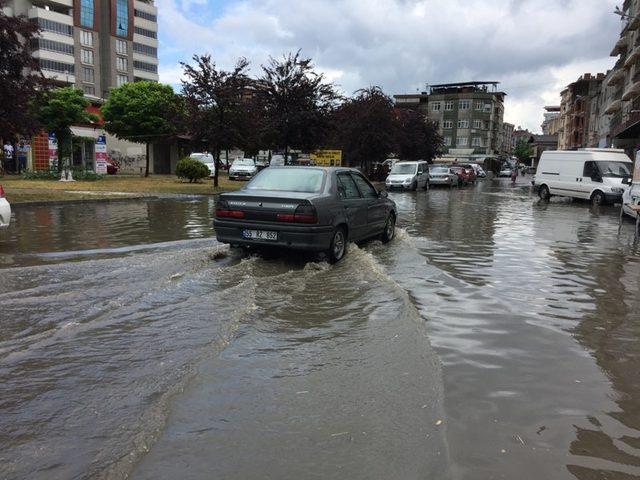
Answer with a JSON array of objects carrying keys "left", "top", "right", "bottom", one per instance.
[
  {"left": 214, "top": 167, "right": 397, "bottom": 263},
  {"left": 428, "top": 165, "right": 459, "bottom": 187},
  {"left": 385, "top": 161, "right": 429, "bottom": 190}
]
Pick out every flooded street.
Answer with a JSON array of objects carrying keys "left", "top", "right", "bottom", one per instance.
[{"left": 1, "top": 178, "right": 640, "bottom": 479}]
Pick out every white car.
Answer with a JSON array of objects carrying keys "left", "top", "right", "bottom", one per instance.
[
  {"left": 468, "top": 163, "right": 486, "bottom": 178},
  {"left": 190, "top": 153, "right": 216, "bottom": 177},
  {"left": 0, "top": 185, "right": 11, "bottom": 228},
  {"left": 229, "top": 158, "right": 258, "bottom": 180},
  {"left": 622, "top": 181, "right": 640, "bottom": 219},
  {"left": 385, "top": 160, "right": 429, "bottom": 190}
]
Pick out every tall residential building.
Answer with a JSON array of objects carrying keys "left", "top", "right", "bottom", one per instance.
[
  {"left": 541, "top": 106, "right": 560, "bottom": 134},
  {"left": 502, "top": 122, "right": 514, "bottom": 154},
  {"left": 557, "top": 73, "right": 604, "bottom": 150},
  {"left": 394, "top": 81, "right": 506, "bottom": 156},
  {"left": 3, "top": 0, "right": 158, "bottom": 99}
]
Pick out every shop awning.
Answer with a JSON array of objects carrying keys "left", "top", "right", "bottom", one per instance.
[{"left": 71, "top": 126, "right": 101, "bottom": 139}]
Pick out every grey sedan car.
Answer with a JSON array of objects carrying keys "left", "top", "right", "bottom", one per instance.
[{"left": 214, "top": 167, "right": 397, "bottom": 262}]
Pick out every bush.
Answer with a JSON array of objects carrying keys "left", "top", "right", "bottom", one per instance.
[
  {"left": 176, "top": 157, "right": 210, "bottom": 183},
  {"left": 71, "top": 167, "right": 104, "bottom": 181},
  {"left": 22, "top": 168, "right": 59, "bottom": 180}
]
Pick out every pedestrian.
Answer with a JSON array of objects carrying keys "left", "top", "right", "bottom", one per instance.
[
  {"left": 16, "top": 140, "right": 28, "bottom": 174},
  {"left": 511, "top": 165, "right": 518, "bottom": 184},
  {"left": 3, "top": 141, "right": 14, "bottom": 173}
]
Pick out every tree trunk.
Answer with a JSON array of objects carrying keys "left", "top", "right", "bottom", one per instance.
[
  {"left": 145, "top": 142, "right": 150, "bottom": 177},
  {"left": 214, "top": 148, "right": 220, "bottom": 188}
]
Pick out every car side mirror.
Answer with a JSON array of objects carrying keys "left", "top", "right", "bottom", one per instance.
[
  {"left": 622, "top": 176, "right": 632, "bottom": 186},
  {"left": 379, "top": 190, "right": 388, "bottom": 198}
]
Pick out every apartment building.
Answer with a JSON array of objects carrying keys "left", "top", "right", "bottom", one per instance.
[
  {"left": 502, "top": 122, "right": 514, "bottom": 155},
  {"left": 394, "top": 81, "right": 506, "bottom": 156},
  {"left": 557, "top": 73, "right": 604, "bottom": 150},
  {"left": 3, "top": 0, "right": 159, "bottom": 99},
  {"left": 541, "top": 106, "right": 560, "bottom": 135}
]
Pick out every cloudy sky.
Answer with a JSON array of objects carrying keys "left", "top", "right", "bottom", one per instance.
[{"left": 156, "top": 0, "right": 622, "bottom": 132}]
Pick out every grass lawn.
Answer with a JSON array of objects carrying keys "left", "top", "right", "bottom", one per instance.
[{"left": 1, "top": 174, "right": 244, "bottom": 204}]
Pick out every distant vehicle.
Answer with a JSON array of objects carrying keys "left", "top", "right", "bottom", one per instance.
[
  {"left": 468, "top": 163, "right": 486, "bottom": 178},
  {"left": 255, "top": 158, "right": 269, "bottom": 170},
  {"left": 214, "top": 167, "right": 397, "bottom": 263},
  {"left": 270, "top": 155, "right": 286, "bottom": 167},
  {"left": 498, "top": 166, "right": 513, "bottom": 177},
  {"left": 385, "top": 160, "right": 429, "bottom": 190},
  {"left": 190, "top": 152, "right": 216, "bottom": 177},
  {"left": 534, "top": 149, "right": 632, "bottom": 205},
  {"left": 382, "top": 158, "right": 399, "bottom": 170},
  {"left": 0, "top": 185, "right": 11, "bottom": 228},
  {"left": 429, "top": 165, "right": 459, "bottom": 187},
  {"left": 450, "top": 165, "right": 472, "bottom": 185},
  {"left": 229, "top": 158, "right": 257, "bottom": 180},
  {"left": 106, "top": 156, "right": 119, "bottom": 175},
  {"left": 461, "top": 165, "right": 477, "bottom": 184}
]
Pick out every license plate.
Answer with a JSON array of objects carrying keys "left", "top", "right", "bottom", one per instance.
[{"left": 242, "top": 229, "right": 278, "bottom": 241}]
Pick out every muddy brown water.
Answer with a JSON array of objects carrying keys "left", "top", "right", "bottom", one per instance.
[{"left": 1, "top": 178, "right": 639, "bottom": 479}]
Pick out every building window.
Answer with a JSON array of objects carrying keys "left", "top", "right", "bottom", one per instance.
[
  {"left": 473, "top": 119, "right": 482, "bottom": 129},
  {"left": 39, "top": 59, "right": 74, "bottom": 74},
  {"left": 134, "top": 8, "right": 157, "bottom": 22},
  {"left": 134, "top": 26, "right": 157, "bottom": 38},
  {"left": 83, "top": 84, "right": 95, "bottom": 95},
  {"left": 472, "top": 137, "right": 483, "bottom": 146},
  {"left": 459, "top": 100, "right": 470, "bottom": 110},
  {"left": 133, "top": 42, "right": 157, "bottom": 57},
  {"left": 117, "top": 57, "right": 128, "bottom": 71},
  {"left": 475, "top": 101, "right": 483, "bottom": 111},
  {"left": 80, "top": 30, "right": 93, "bottom": 46},
  {"left": 82, "top": 67, "right": 94, "bottom": 83},
  {"left": 431, "top": 102, "right": 441, "bottom": 112},
  {"left": 116, "top": 39, "right": 127, "bottom": 55},
  {"left": 116, "top": 0, "right": 128, "bottom": 36},
  {"left": 443, "top": 120, "right": 453, "bottom": 129},
  {"left": 80, "top": 49, "right": 93, "bottom": 65},
  {"left": 484, "top": 103, "right": 492, "bottom": 112},
  {"left": 133, "top": 60, "right": 157, "bottom": 73},
  {"left": 457, "top": 119, "right": 469, "bottom": 129},
  {"left": 444, "top": 136, "right": 452, "bottom": 146},
  {"left": 444, "top": 101, "right": 454, "bottom": 111},
  {"left": 457, "top": 137, "right": 468, "bottom": 146},
  {"left": 30, "top": 38, "right": 74, "bottom": 55},
  {"left": 117, "top": 74, "right": 128, "bottom": 86},
  {"left": 32, "top": 18, "right": 73, "bottom": 36},
  {"left": 80, "top": 0, "right": 94, "bottom": 28}
]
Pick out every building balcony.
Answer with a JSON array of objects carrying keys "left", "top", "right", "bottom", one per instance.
[
  {"left": 28, "top": 5, "right": 72, "bottom": 24},
  {"left": 41, "top": 69, "right": 75, "bottom": 84},
  {"left": 608, "top": 67, "right": 626, "bottom": 85},
  {"left": 622, "top": 69, "right": 640, "bottom": 100},
  {"left": 611, "top": 33, "right": 629, "bottom": 56},
  {"left": 133, "top": 68, "right": 158, "bottom": 81},
  {"left": 604, "top": 98, "right": 622, "bottom": 114},
  {"left": 625, "top": 44, "right": 640, "bottom": 67},
  {"left": 631, "top": 13, "right": 640, "bottom": 30}
]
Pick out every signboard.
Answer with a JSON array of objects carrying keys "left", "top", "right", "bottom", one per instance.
[
  {"left": 95, "top": 135, "right": 107, "bottom": 174},
  {"left": 310, "top": 150, "right": 342, "bottom": 167},
  {"left": 48, "top": 133, "right": 58, "bottom": 168}
]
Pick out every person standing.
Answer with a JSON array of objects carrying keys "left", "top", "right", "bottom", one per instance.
[
  {"left": 3, "top": 142, "right": 14, "bottom": 173},
  {"left": 16, "top": 140, "right": 28, "bottom": 174},
  {"left": 511, "top": 165, "right": 518, "bottom": 184}
]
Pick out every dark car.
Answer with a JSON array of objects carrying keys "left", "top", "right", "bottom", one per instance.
[
  {"left": 213, "top": 167, "right": 397, "bottom": 263},
  {"left": 450, "top": 166, "right": 471, "bottom": 186},
  {"left": 106, "top": 156, "right": 119, "bottom": 175},
  {"left": 461, "top": 165, "right": 477, "bottom": 184}
]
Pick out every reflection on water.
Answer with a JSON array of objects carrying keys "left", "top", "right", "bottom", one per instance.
[{"left": 1, "top": 181, "right": 640, "bottom": 479}]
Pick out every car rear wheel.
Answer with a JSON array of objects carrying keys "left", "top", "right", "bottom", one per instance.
[
  {"left": 380, "top": 214, "right": 396, "bottom": 243},
  {"left": 327, "top": 227, "right": 347, "bottom": 263},
  {"left": 539, "top": 184, "right": 550, "bottom": 200}
]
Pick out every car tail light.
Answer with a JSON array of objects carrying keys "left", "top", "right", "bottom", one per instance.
[
  {"left": 215, "top": 199, "right": 245, "bottom": 219},
  {"left": 277, "top": 204, "right": 318, "bottom": 224},
  {"left": 0, "top": 186, "right": 4, "bottom": 198}
]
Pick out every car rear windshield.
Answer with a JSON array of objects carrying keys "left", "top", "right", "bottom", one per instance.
[
  {"left": 233, "top": 159, "right": 255, "bottom": 166},
  {"left": 596, "top": 161, "right": 632, "bottom": 178},
  {"left": 246, "top": 169, "right": 325, "bottom": 193},
  {"left": 430, "top": 167, "right": 448, "bottom": 173},
  {"left": 191, "top": 154, "right": 212, "bottom": 163},
  {"left": 390, "top": 164, "right": 417, "bottom": 175}
]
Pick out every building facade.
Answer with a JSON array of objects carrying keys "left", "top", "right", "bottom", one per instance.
[
  {"left": 3, "top": 0, "right": 158, "bottom": 99},
  {"left": 394, "top": 81, "right": 506, "bottom": 156},
  {"left": 557, "top": 73, "right": 604, "bottom": 150},
  {"left": 502, "top": 122, "right": 514, "bottom": 154},
  {"left": 541, "top": 106, "right": 560, "bottom": 135}
]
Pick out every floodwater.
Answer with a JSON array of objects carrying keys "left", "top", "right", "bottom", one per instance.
[{"left": 1, "top": 178, "right": 639, "bottom": 479}]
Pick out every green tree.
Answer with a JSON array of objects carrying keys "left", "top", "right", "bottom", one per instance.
[
  {"left": 395, "top": 108, "right": 443, "bottom": 162},
  {"left": 181, "top": 55, "right": 252, "bottom": 187},
  {"left": 37, "top": 87, "right": 97, "bottom": 172},
  {"left": 102, "top": 81, "right": 182, "bottom": 177},
  {"left": 513, "top": 139, "right": 533, "bottom": 164}
]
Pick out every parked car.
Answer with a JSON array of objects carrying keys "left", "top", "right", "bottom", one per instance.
[
  {"left": 450, "top": 166, "right": 472, "bottom": 185},
  {"left": 461, "top": 165, "right": 477, "bottom": 184},
  {"left": 498, "top": 166, "right": 513, "bottom": 177},
  {"left": 214, "top": 167, "right": 397, "bottom": 263},
  {"left": 468, "top": 163, "right": 486, "bottom": 178},
  {"left": 270, "top": 155, "right": 286, "bottom": 167},
  {"left": 385, "top": 160, "right": 429, "bottom": 190},
  {"left": 534, "top": 149, "right": 632, "bottom": 205},
  {"left": 0, "top": 185, "right": 11, "bottom": 228},
  {"left": 229, "top": 158, "right": 257, "bottom": 180},
  {"left": 255, "top": 158, "right": 269, "bottom": 171},
  {"left": 190, "top": 152, "right": 216, "bottom": 177},
  {"left": 106, "top": 157, "right": 119, "bottom": 175},
  {"left": 429, "top": 165, "right": 459, "bottom": 187}
]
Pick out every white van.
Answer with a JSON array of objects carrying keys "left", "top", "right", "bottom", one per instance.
[
  {"left": 385, "top": 160, "right": 429, "bottom": 190},
  {"left": 189, "top": 152, "right": 216, "bottom": 177},
  {"left": 534, "top": 149, "right": 632, "bottom": 205}
]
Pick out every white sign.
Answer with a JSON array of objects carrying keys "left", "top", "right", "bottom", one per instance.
[{"left": 95, "top": 135, "right": 107, "bottom": 174}]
